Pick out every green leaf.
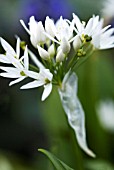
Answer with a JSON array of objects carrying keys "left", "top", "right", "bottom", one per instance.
[{"left": 38, "top": 148, "right": 74, "bottom": 170}]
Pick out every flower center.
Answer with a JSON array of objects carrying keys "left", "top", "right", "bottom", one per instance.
[
  {"left": 20, "top": 71, "right": 26, "bottom": 76},
  {"left": 82, "top": 34, "right": 92, "bottom": 43},
  {"left": 45, "top": 78, "right": 50, "bottom": 84}
]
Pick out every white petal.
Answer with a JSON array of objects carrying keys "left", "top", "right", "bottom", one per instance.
[
  {"left": 0, "top": 54, "right": 11, "bottom": 63},
  {"left": 20, "top": 80, "right": 44, "bottom": 89},
  {"left": 23, "top": 46, "right": 29, "bottom": 70},
  {"left": 39, "top": 69, "right": 53, "bottom": 81},
  {"left": 16, "top": 38, "right": 20, "bottom": 58},
  {"left": 73, "top": 13, "right": 84, "bottom": 33},
  {"left": 28, "top": 49, "right": 45, "bottom": 69},
  {"left": 101, "top": 25, "right": 111, "bottom": 34},
  {"left": 25, "top": 70, "right": 39, "bottom": 79},
  {"left": 44, "top": 32, "right": 60, "bottom": 44},
  {"left": 0, "top": 66, "right": 19, "bottom": 73},
  {"left": 0, "top": 38, "right": 15, "bottom": 55},
  {"left": 9, "top": 77, "right": 25, "bottom": 86},
  {"left": 41, "top": 83, "right": 52, "bottom": 101},
  {"left": 20, "top": 19, "right": 30, "bottom": 34},
  {"left": 0, "top": 72, "right": 20, "bottom": 78}
]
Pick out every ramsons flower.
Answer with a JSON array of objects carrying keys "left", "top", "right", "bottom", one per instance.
[
  {"left": 21, "top": 69, "right": 53, "bottom": 101},
  {"left": 0, "top": 45, "right": 29, "bottom": 86},
  {"left": 20, "top": 16, "right": 47, "bottom": 47},
  {"left": 0, "top": 37, "right": 21, "bottom": 64},
  {"left": 73, "top": 13, "right": 114, "bottom": 50}
]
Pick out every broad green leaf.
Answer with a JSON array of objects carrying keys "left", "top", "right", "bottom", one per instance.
[{"left": 38, "top": 148, "right": 74, "bottom": 170}]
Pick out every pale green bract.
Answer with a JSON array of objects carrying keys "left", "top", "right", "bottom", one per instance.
[{"left": 59, "top": 71, "right": 95, "bottom": 157}]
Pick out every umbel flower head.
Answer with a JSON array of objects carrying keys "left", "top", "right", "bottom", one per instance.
[{"left": 0, "top": 13, "right": 114, "bottom": 157}]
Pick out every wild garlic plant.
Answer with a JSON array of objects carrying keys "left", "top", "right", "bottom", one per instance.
[{"left": 0, "top": 13, "right": 114, "bottom": 157}]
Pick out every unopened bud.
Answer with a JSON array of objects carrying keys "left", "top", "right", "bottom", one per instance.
[
  {"left": 56, "top": 49, "right": 65, "bottom": 62},
  {"left": 73, "top": 35, "right": 82, "bottom": 52},
  {"left": 48, "top": 44, "right": 55, "bottom": 58},
  {"left": 45, "top": 16, "right": 55, "bottom": 37},
  {"left": 61, "top": 37, "right": 70, "bottom": 54},
  {"left": 37, "top": 45, "right": 50, "bottom": 60}
]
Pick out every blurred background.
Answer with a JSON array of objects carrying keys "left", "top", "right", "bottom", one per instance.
[{"left": 0, "top": 0, "right": 114, "bottom": 170}]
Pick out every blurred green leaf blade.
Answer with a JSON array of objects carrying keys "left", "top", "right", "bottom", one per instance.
[{"left": 38, "top": 148, "right": 74, "bottom": 170}]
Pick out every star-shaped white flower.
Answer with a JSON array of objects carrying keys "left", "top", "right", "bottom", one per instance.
[
  {"left": 0, "top": 45, "right": 29, "bottom": 86},
  {"left": 21, "top": 69, "right": 53, "bottom": 101},
  {"left": 73, "top": 14, "right": 114, "bottom": 50},
  {"left": 0, "top": 37, "right": 20, "bottom": 64}
]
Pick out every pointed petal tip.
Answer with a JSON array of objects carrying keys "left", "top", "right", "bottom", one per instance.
[{"left": 86, "top": 149, "right": 96, "bottom": 158}]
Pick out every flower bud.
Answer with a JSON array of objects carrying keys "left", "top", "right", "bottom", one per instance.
[
  {"left": 61, "top": 37, "right": 70, "bottom": 54},
  {"left": 45, "top": 16, "right": 55, "bottom": 37},
  {"left": 73, "top": 35, "right": 82, "bottom": 52},
  {"left": 48, "top": 44, "right": 55, "bottom": 58},
  {"left": 56, "top": 49, "right": 65, "bottom": 62},
  {"left": 37, "top": 46, "right": 50, "bottom": 60}
]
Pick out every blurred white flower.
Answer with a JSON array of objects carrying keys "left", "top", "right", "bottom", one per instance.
[
  {"left": 96, "top": 100, "right": 114, "bottom": 132},
  {"left": 21, "top": 69, "right": 53, "bottom": 101},
  {"left": 73, "top": 13, "right": 114, "bottom": 50},
  {"left": 101, "top": 0, "right": 114, "bottom": 19}
]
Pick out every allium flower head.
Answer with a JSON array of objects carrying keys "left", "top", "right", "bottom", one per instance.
[{"left": 0, "top": 13, "right": 114, "bottom": 157}]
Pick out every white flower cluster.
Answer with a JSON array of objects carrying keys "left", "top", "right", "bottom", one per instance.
[
  {"left": 0, "top": 13, "right": 114, "bottom": 157},
  {"left": 0, "top": 13, "right": 114, "bottom": 101}
]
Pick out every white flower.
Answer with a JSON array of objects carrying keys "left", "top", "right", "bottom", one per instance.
[
  {"left": 44, "top": 16, "right": 74, "bottom": 54},
  {"left": 73, "top": 14, "right": 114, "bottom": 50},
  {"left": 0, "top": 46, "right": 29, "bottom": 86},
  {"left": 21, "top": 69, "right": 53, "bottom": 101},
  {"left": 20, "top": 16, "right": 46, "bottom": 47},
  {"left": 0, "top": 37, "right": 20, "bottom": 63},
  {"left": 96, "top": 100, "right": 114, "bottom": 132},
  {"left": 101, "top": 0, "right": 114, "bottom": 19}
]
